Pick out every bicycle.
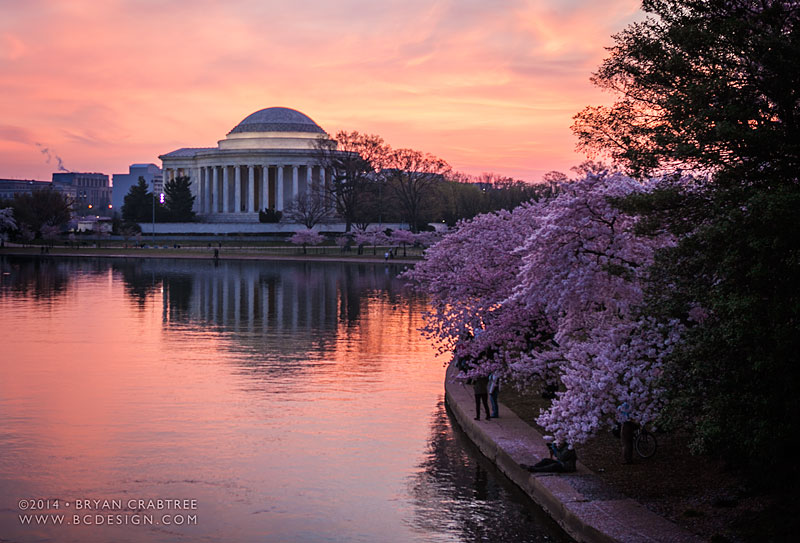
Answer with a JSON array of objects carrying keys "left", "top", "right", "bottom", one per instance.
[
  {"left": 613, "top": 423, "right": 658, "bottom": 459},
  {"left": 634, "top": 426, "right": 658, "bottom": 459}
]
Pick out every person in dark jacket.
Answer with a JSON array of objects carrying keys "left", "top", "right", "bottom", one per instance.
[
  {"left": 473, "top": 376, "right": 491, "bottom": 421},
  {"left": 488, "top": 372, "right": 500, "bottom": 418},
  {"left": 521, "top": 442, "right": 577, "bottom": 473}
]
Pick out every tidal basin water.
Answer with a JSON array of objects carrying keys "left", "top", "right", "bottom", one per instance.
[{"left": 0, "top": 256, "right": 569, "bottom": 542}]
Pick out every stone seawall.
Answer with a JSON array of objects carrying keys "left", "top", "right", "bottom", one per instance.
[{"left": 444, "top": 365, "right": 701, "bottom": 543}]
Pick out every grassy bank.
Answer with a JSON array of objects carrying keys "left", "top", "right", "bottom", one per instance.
[{"left": 500, "top": 387, "right": 792, "bottom": 542}]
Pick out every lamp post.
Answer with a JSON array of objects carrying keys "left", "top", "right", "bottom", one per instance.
[{"left": 152, "top": 190, "right": 164, "bottom": 244}]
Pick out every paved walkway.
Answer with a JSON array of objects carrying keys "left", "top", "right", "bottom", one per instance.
[
  {"left": 444, "top": 365, "right": 702, "bottom": 543},
  {"left": 0, "top": 248, "right": 418, "bottom": 265}
]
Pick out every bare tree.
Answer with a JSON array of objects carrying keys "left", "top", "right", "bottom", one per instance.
[
  {"left": 283, "top": 190, "right": 331, "bottom": 228},
  {"left": 542, "top": 170, "right": 568, "bottom": 184},
  {"left": 314, "top": 131, "right": 389, "bottom": 232},
  {"left": 570, "top": 160, "right": 610, "bottom": 177},
  {"left": 384, "top": 149, "right": 451, "bottom": 232}
]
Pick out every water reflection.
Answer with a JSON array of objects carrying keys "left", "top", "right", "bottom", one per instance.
[
  {"left": 0, "top": 256, "right": 568, "bottom": 542},
  {"left": 0, "top": 255, "right": 79, "bottom": 302},
  {"left": 112, "top": 259, "right": 411, "bottom": 324},
  {"left": 409, "top": 402, "right": 572, "bottom": 542},
  {"left": 108, "top": 259, "right": 416, "bottom": 368}
]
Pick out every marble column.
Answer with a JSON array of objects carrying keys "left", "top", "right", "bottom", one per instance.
[
  {"left": 204, "top": 166, "right": 214, "bottom": 213},
  {"left": 248, "top": 165, "right": 255, "bottom": 213},
  {"left": 268, "top": 164, "right": 269, "bottom": 209},
  {"left": 292, "top": 165, "right": 299, "bottom": 200},
  {"left": 222, "top": 166, "right": 230, "bottom": 214},
  {"left": 196, "top": 168, "right": 203, "bottom": 213},
  {"left": 212, "top": 166, "right": 219, "bottom": 214},
  {"left": 234, "top": 165, "right": 242, "bottom": 214},
  {"left": 306, "top": 165, "right": 312, "bottom": 195},
  {"left": 276, "top": 165, "right": 284, "bottom": 211},
  {"left": 193, "top": 168, "right": 201, "bottom": 213}
]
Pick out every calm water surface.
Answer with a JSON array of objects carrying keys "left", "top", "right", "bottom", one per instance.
[{"left": 0, "top": 256, "right": 569, "bottom": 542}]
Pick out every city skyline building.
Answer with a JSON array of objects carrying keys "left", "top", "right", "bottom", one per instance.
[
  {"left": 0, "top": 177, "right": 78, "bottom": 204},
  {"left": 52, "top": 172, "right": 111, "bottom": 216},
  {"left": 111, "top": 163, "right": 163, "bottom": 214}
]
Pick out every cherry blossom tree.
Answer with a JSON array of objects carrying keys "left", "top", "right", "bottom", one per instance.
[
  {"left": 1, "top": 207, "right": 17, "bottom": 246},
  {"left": 408, "top": 172, "right": 676, "bottom": 445},
  {"left": 289, "top": 229, "right": 324, "bottom": 254},
  {"left": 414, "top": 230, "right": 444, "bottom": 249},
  {"left": 403, "top": 203, "right": 542, "bottom": 363},
  {"left": 389, "top": 229, "right": 416, "bottom": 257},
  {"left": 335, "top": 233, "right": 353, "bottom": 253},
  {"left": 353, "top": 227, "right": 387, "bottom": 256},
  {"left": 40, "top": 224, "right": 61, "bottom": 247}
]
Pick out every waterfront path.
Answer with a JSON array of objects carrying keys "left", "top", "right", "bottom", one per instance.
[
  {"left": 444, "top": 365, "right": 701, "bottom": 543},
  {"left": 0, "top": 247, "right": 419, "bottom": 265}
]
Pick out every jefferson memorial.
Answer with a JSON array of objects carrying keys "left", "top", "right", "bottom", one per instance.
[{"left": 160, "top": 107, "right": 333, "bottom": 223}]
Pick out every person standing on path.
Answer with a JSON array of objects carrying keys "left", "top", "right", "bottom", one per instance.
[
  {"left": 473, "top": 375, "right": 491, "bottom": 421},
  {"left": 488, "top": 372, "right": 500, "bottom": 418}
]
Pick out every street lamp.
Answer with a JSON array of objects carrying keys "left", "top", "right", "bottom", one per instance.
[{"left": 152, "top": 191, "right": 164, "bottom": 244}]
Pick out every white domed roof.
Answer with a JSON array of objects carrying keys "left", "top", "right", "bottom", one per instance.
[
  {"left": 227, "top": 107, "right": 326, "bottom": 135},
  {"left": 219, "top": 107, "right": 330, "bottom": 151}
]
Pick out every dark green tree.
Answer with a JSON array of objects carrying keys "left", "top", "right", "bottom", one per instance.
[
  {"left": 480, "top": 174, "right": 550, "bottom": 212},
  {"left": 628, "top": 180, "right": 800, "bottom": 487},
  {"left": 122, "top": 177, "right": 153, "bottom": 222},
  {"left": 573, "top": 0, "right": 800, "bottom": 180},
  {"left": 434, "top": 176, "right": 488, "bottom": 226},
  {"left": 164, "top": 176, "right": 196, "bottom": 222},
  {"left": 258, "top": 208, "right": 283, "bottom": 223},
  {"left": 9, "top": 189, "right": 71, "bottom": 238},
  {"left": 582, "top": 0, "right": 800, "bottom": 489}
]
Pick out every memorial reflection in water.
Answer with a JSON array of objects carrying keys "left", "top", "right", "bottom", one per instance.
[{"left": 0, "top": 256, "right": 570, "bottom": 543}]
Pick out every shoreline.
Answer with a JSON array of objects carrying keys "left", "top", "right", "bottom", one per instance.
[
  {"left": 444, "top": 364, "right": 700, "bottom": 543},
  {"left": 0, "top": 247, "right": 420, "bottom": 265}
]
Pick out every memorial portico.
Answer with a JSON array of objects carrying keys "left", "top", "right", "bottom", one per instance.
[{"left": 160, "top": 107, "right": 333, "bottom": 223}]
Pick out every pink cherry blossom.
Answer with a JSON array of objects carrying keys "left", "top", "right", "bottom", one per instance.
[
  {"left": 289, "top": 228, "right": 324, "bottom": 249},
  {"left": 408, "top": 172, "right": 680, "bottom": 444}
]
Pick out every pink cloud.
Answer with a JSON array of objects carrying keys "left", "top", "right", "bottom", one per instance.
[{"left": 0, "top": 0, "right": 642, "bottom": 181}]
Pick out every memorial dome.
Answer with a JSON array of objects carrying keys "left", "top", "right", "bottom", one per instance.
[
  {"left": 227, "top": 107, "right": 326, "bottom": 135},
  {"left": 219, "top": 107, "right": 329, "bottom": 151}
]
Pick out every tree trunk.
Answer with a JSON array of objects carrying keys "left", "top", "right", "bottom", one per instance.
[{"left": 621, "top": 421, "right": 635, "bottom": 464}]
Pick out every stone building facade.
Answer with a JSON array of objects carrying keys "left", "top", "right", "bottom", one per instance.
[
  {"left": 52, "top": 172, "right": 112, "bottom": 216},
  {"left": 159, "top": 107, "right": 334, "bottom": 223}
]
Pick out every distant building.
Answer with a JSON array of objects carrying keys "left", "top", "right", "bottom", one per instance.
[
  {"left": 0, "top": 178, "right": 77, "bottom": 203},
  {"left": 111, "top": 163, "right": 163, "bottom": 215},
  {"left": 0, "top": 178, "right": 50, "bottom": 200},
  {"left": 52, "top": 172, "right": 111, "bottom": 216},
  {"left": 159, "top": 107, "right": 335, "bottom": 223},
  {"left": 76, "top": 216, "right": 112, "bottom": 233}
]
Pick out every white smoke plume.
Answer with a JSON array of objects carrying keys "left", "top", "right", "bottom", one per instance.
[{"left": 35, "top": 142, "right": 70, "bottom": 172}]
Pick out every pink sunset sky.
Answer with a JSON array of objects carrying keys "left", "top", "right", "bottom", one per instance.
[{"left": 0, "top": 0, "right": 643, "bottom": 183}]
